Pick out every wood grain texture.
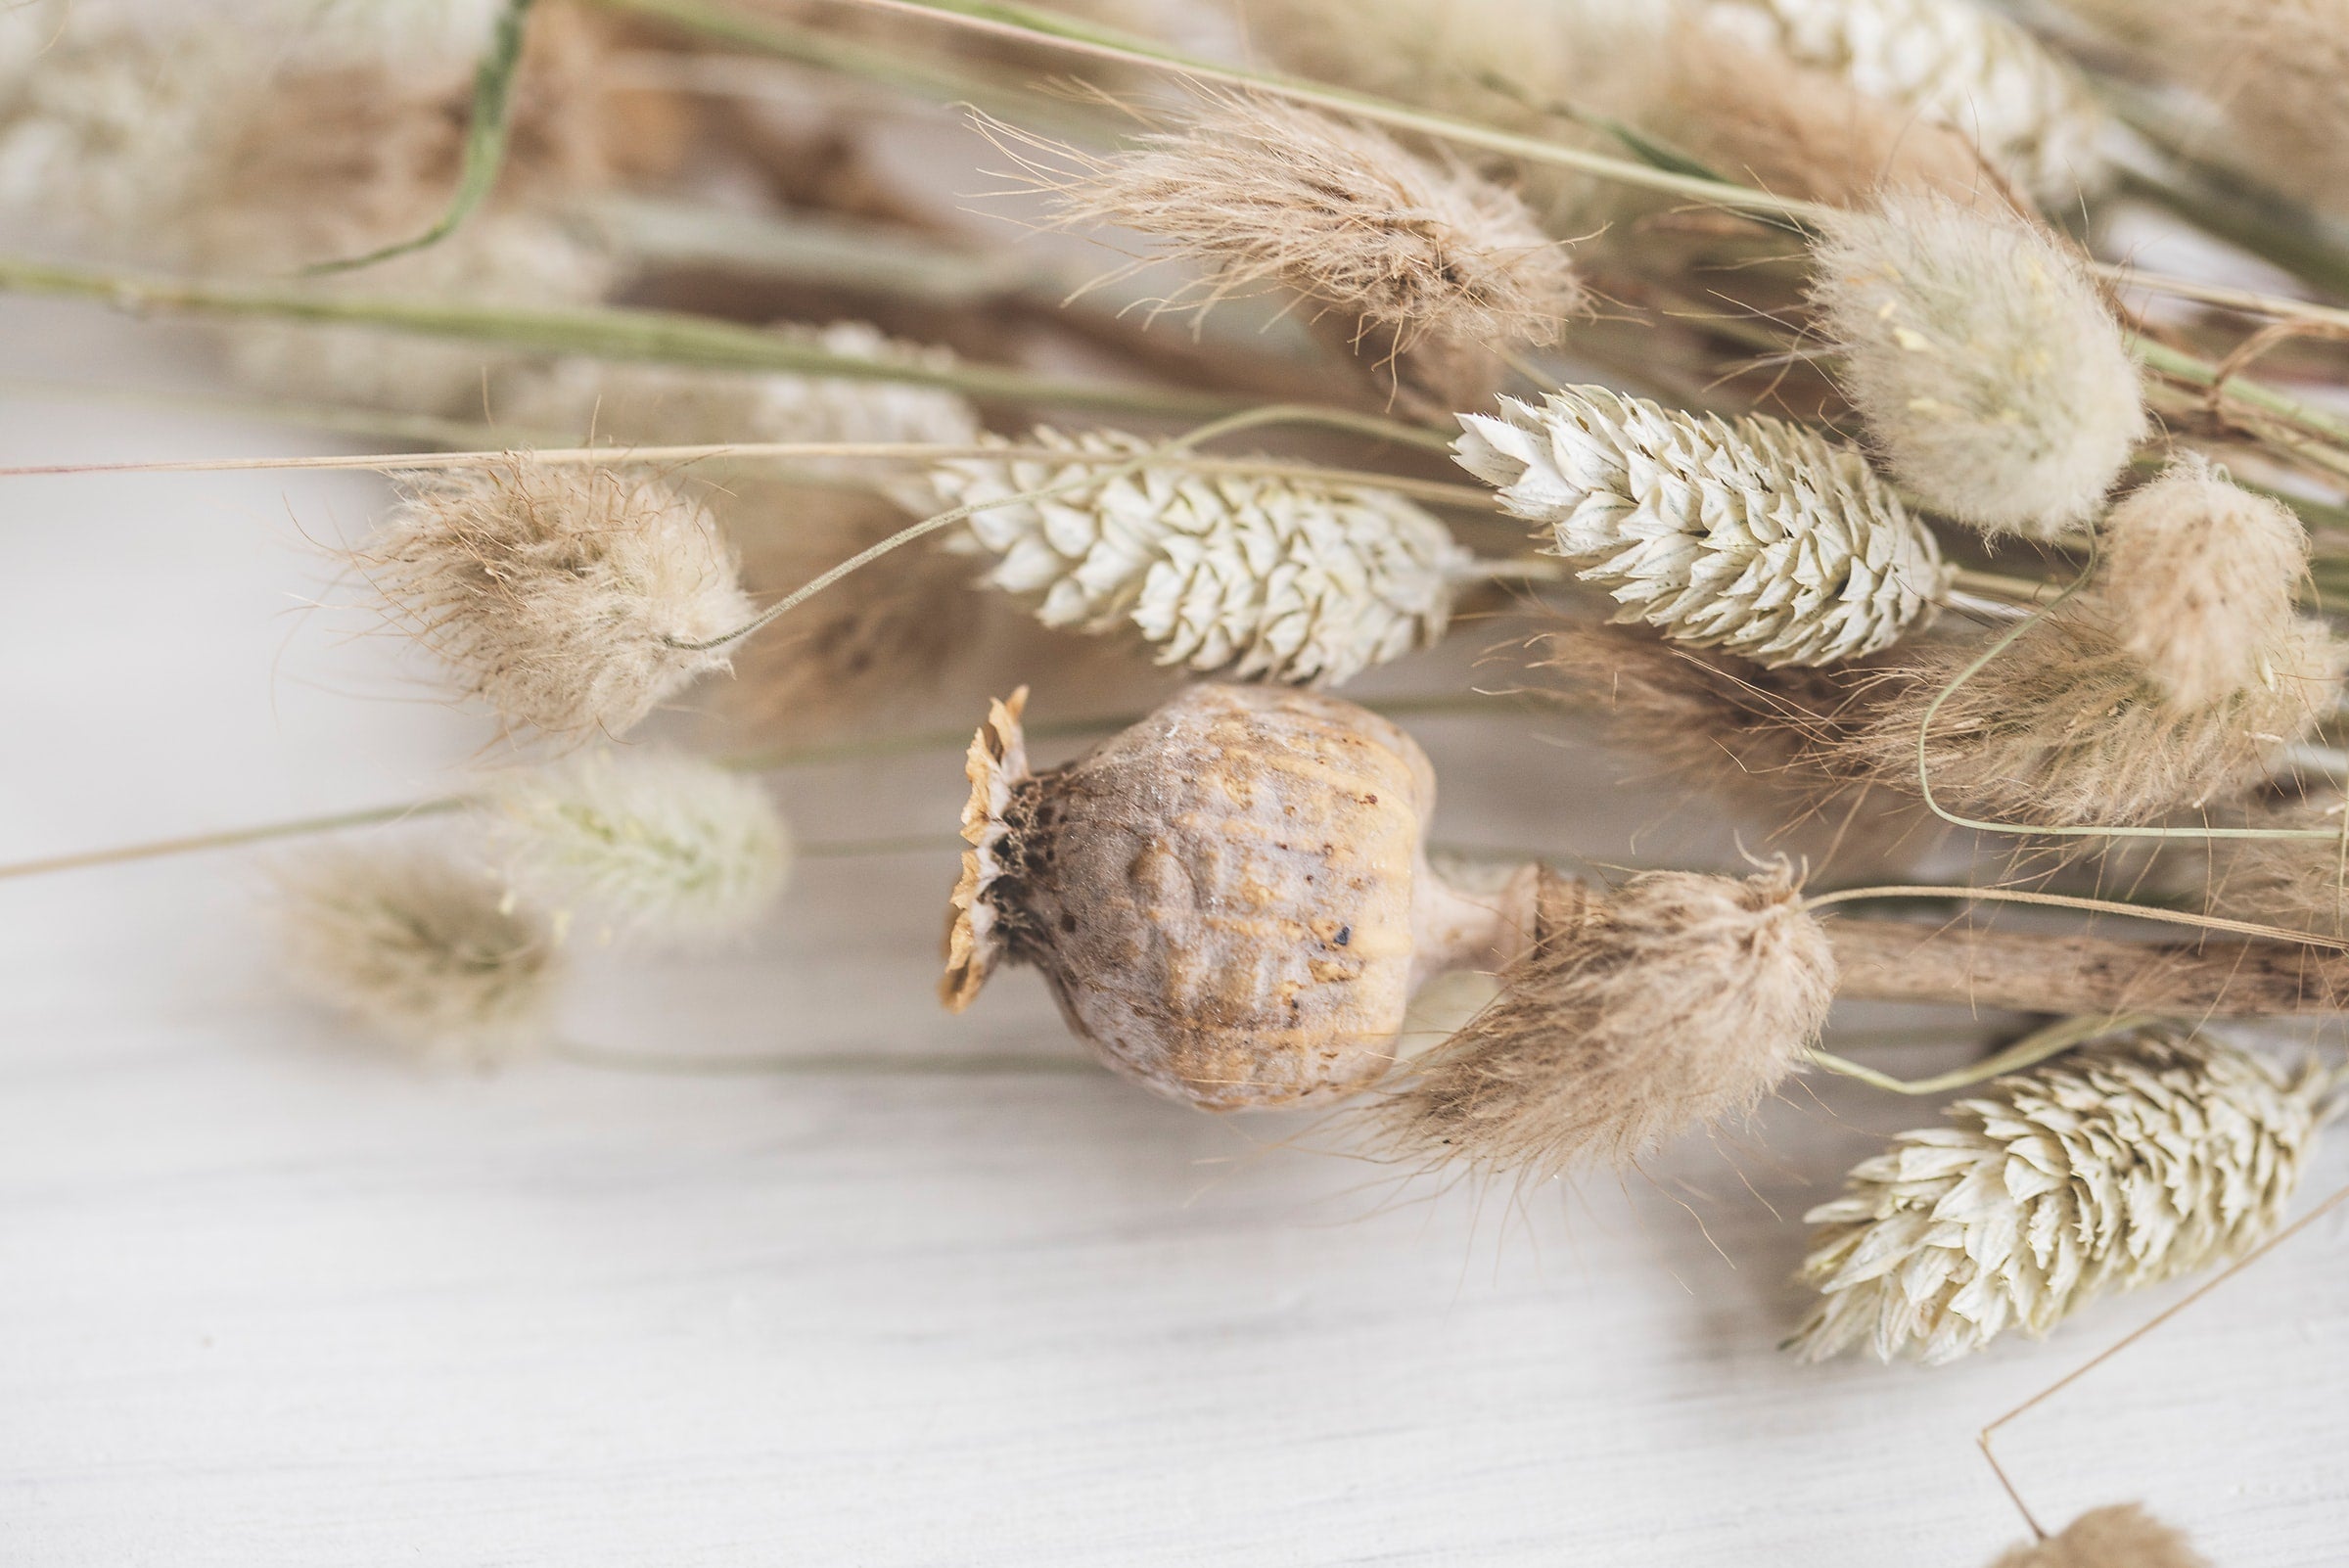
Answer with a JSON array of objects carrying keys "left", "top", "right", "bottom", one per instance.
[{"left": 2, "top": 300, "right": 2345, "bottom": 1568}]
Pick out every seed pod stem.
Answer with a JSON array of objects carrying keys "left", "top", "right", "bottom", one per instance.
[{"left": 1822, "top": 916, "right": 2349, "bottom": 1018}]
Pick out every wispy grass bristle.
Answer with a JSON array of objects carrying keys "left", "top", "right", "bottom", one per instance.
[
  {"left": 1382, "top": 864, "right": 1837, "bottom": 1179},
  {"left": 989, "top": 91, "right": 1584, "bottom": 354}
]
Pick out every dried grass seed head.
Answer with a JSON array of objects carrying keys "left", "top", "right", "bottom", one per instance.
[
  {"left": 1457, "top": 388, "right": 1949, "bottom": 667},
  {"left": 1986, "top": 1504, "right": 2210, "bottom": 1568},
  {"left": 1008, "top": 91, "right": 1583, "bottom": 352},
  {"left": 360, "top": 461, "right": 753, "bottom": 740},
  {"left": 944, "top": 684, "right": 1530, "bottom": 1110},
  {"left": 1810, "top": 193, "right": 2146, "bottom": 540},
  {"left": 1655, "top": 16, "right": 1997, "bottom": 209},
  {"left": 1700, "top": 0, "right": 2107, "bottom": 206},
  {"left": 934, "top": 428, "right": 1476, "bottom": 687},
  {"left": 2098, "top": 455, "right": 2310, "bottom": 711},
  {"left": 275, "top": 840, "right": 563, "bottom": 1064},
  {"left": 489, "top": 747, "right": 792, "bottom": 941},
  {"left": 1383, "top": 863, "right": 1838, "bottom": 1180},
  {"left": 1838, "top": 607, "right": 2345, "bottom": 826},
  {"left": 2093, "top": 0, "right": 2349, "bottom": 216},
  {"left": 1791, "top": 1028, "right": 2330, "bottom": 1363}
]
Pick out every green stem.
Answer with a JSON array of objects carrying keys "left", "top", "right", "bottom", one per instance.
[
  {"left": 0, "top": 254, "right": 1363, "bottom": 426},
  {"left": 595, "top": 0, "right": 1058, "bottom": 119},
  {"left": 2139, "top": 339, "right": 2349, "bottom": 452},
  {"left": 1809, "top": 1013, "right": 2151, "bottom": 1096},
  {"left": 308, "top": 0, "right": 537, "bottom": 273}
]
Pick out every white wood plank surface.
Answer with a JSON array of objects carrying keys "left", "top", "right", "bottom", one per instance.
[{"left": 3, "top": 297, "right": 2344, "bottom": 1568}]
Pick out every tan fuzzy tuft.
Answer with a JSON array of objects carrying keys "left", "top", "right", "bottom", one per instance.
[
  {"left": 1701, "top": 0, "right": 2106, "bottom": 206},
  {"left": 1530, "top": 625, "right": 1877, "bottom": 806},
  {"left": 1657, "top": 21, "right": 1995, "bottom": 208},
  {"left": 358, "top": 461, "right": 754, "bottom": 740},
  {"left": 2097, "top": 0, "right": 2349, "bottom": 215},
  {"left": 1987, "top": 1504, "right": 2210, "bottom": 1568},
  {"left": 999, "top": 91, "right": 1583, "bottom": 351},
  {"left": 1384, "top": 864, "right": 1837, "bottom": 1178},
  {"left": 1835, "top": 609, "right": 2344, "bottom": 826},
  {"left": 2098, "top": 457, "right": 2310, "bottom": 711},
  {"left": 275, "top": 841, "right": 563, "bottom": 1064},
  {"left": 1810, "top": 193, "right": 2146, "bottom": 539}
]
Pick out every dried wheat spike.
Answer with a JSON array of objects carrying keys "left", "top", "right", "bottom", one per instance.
[
  {"left": 1700, "top": 0, "right": 2106, "bottom": 204},
  {"left": 1986, "top": 1504, "right": 2208, "bottom": 1568},
  {"left": 1456, "top": 388, "right": 1948, "bottom": 668},
  {"left": 1791, "top": 1028, "right": 2333, "bottom": 1364},
  {"left": 930, "top": 429, "right": 1478, "bottom": 687}
]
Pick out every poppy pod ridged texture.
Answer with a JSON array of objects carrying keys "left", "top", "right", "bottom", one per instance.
[{"left": 942, "top": 684, "right": 1528, "bottom": 1110}]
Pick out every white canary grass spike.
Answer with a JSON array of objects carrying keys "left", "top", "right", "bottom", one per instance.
[
  {"left": 2098, "top": 456, "right": 2310, "bottom": 711},
  {"left": 489, "top": 749, "right": 793, "bottom": 941},
  {"left": 359, "top": 460, "right": 754, "bottom": 740},
  {"left": 1700, "top": 0, "right": 2106, "bottom": 205},
  {"left": 1455, "top": 387, "right": 1948, "bottom": 667},
  {"left": 276, "top": 841, "right": 563, "bottom": 1064},
  {"left": 932, "top": 429, "right": 1478, "bottom": 687},
  {"left": 1810, "top": 193, "right": 2146, "bottom": 540},
  {"left": 1986, "top": 1504, "right": 2210, "bottom": 1568},
  {"left": 1790, "top": 1029, "right": 2333, "bottom": 1365}
]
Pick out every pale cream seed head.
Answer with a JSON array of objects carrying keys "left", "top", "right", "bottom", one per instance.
[
  {"left": 488, "top": 748, "right": 793, "bottom": 942},
  {"left": 359, "top": 461, "right": 754, "bottom": 741},
  {"left": 2097, "top": 456, "right": 2311, "bottom": 711},
  {"left": 1809, "top": 192, "right": 2147, "bottom": 540},
  {"left": 276, "top": 841, "right": 563, "bottom": 1065}
]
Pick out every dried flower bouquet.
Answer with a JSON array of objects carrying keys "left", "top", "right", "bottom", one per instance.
[{"left": 11, "top": 3, "right": 2349, "bottom": 1481}]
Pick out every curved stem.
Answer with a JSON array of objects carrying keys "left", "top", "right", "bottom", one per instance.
[
  {"left": 1808, "top": 1013, "right": 2150, "bottom": 1096},
  {"left": 1906, "top": 553, "right": 2349, "bottom": 845}
]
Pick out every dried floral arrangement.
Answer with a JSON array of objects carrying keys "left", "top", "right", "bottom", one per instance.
[{"left": 9, "top": 0, "right": 2349, "bottom": 1555}]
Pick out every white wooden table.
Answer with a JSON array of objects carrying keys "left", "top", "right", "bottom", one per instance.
[{"left": 4, "top": 296, "right": 2344, "bottom": 1566}]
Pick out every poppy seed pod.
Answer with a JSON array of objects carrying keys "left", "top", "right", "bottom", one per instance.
[{"left": 943, "top": 684, "right": 1539, "bottom": 1110}]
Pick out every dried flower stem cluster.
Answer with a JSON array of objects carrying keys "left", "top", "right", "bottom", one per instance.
[{"left": 20, "top": 0, "right": 2349, "bottom": 1417}]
